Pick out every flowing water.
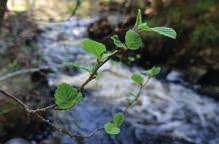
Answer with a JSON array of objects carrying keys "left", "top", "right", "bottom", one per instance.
[{"left": 35, "top": 18, "right": 219, "bottom": 144}]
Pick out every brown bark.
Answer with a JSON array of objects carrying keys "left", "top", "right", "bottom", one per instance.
[{"left": 0, "top": 0, "right": 7, "bottom": 27}]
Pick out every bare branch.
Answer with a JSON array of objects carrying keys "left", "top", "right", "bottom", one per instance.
[
  {"left": 124, "top": 77, "right": 150, "bottom": 113},
  {"left": 37, "top": 114, "right": 103, "bottom": 138},
  {"left": 0, "top": 89, "right": 28, "bottom": 110},
  {"left": 0, "top": 66, "right": 50, "bottom": 81},
  {"left": 0, "top": 88, "right": 102, "bottom": 139},
  {"left": 80, "top": 49, "right": 123, "bottom": 91},
  {"left": 0, "top": 48, "right": 126, "bottom": 139}
]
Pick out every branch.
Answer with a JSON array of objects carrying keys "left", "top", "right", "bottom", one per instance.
[
  {"left": 0, "top": 89, "right": 56, "bottom": 113},
  {"left": 0, "top": 66, "right": 50, "bottom": 81},
  {"left": 79, "top": 50, "right": 121, "bottom": 91},
  {"left": 37, "top": 114, "right": 103, "bottom": 138},
  {"left": 79, "top": 48, "right": 128, "bottom": 91},
  {"left": 0, "top": 89, "right": 27, "bottom": 110},
  {"left": 124, "top": 77, "right": 150, "bottom": 113},
  {"left": 0, "top": 48, "right": 126, "bottom": 139},
  {"left": 0, "top": 89, "right": 102, "bottom": 139}
]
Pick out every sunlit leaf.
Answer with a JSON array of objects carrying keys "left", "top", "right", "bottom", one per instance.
[
  {"left": 150, "top": 27, "right": 177, "bottom": 39},
  {"left": 125, "top": 30, "right": 142, "bottom": 50},
  {"left": 54, "top": 83, "right": 82, "bottom": 109},
  {"left": 82, "top": 39, "right": 106, "bottom": 59},
  {"left": 104, "top": 122, "right": 120, "bottom": 135},
  {"left": 113, "top": 112, "right": 125, "bottom": 127},
  {"left": 131, "top": 73, "right": 144, "bottom": 85},
  {"left": 145, "top": 66, "right": 161, "bottom": 77},
  {"left": 138, "top": 23, "right": 150, "bottom": 32}
]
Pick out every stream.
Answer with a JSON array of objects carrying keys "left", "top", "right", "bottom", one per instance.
[{"left": 33, "top": 18, "right": 219, "bottom": 144}]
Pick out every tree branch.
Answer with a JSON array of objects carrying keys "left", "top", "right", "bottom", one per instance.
[
  {"left": 0, "top": 89, "right": 103, "bottom": 138},
  {"left": 79, "top": 50, "right": 120, "bottom": 91},
  {"left": 0, "top": 66, "right": 50, "bottom": 81},
  {"left": 124, "top": 77, "right": 150, "bottom": 113},
  {"left": 0, "top": 48, "right": 126, "bottom": 139}
]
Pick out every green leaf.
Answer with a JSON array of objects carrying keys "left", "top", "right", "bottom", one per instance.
[
  {"left": 82, "top": 39, "right": 106, "bottom": 59},
  {"left": 135, "top": 9, "right": 142, "bottom": 26},
  {"left": 63, "top": 62, "right": 91, "bottom": 73},
  {"left": 113, "top": 112, "right": 125, "bottom": 127},
  {"left": 125, "top": 30, "right": 142, "bottom": 50},
  {"left": 111, "top": 35, "right": 125, "bottom": 48},
  {"left": 146, "top": 66, "right": 161, "bottom": 77},
  {"left": 150, "top": 27, "right": 177, "bottom": 39},
  {"left": 138, "top": 23, "right": 150, "bottom": 32},
  {"left": 131, "top": 73, "right": 144, "bottom": 85},
  {"left": 54, "top": 83, "right": 82, "bottom": 109},
  {"left": 104, "top": 122, "right": 120, "bottom": 135}
]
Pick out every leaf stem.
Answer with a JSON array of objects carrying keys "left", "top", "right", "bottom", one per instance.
[{"left": 124, "top": 77, "right": 150, "bottom": 113}]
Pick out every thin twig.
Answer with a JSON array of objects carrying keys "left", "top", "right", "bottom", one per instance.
[
  {"left": 0, "top": 89, "right": 27, "bottom": 110},
  {"left": 37, "top": 114, "right": 103, "bottom": 138},
  {"left": 0, "top": 89, "right": 56, "bottom": 113},
  {"left": 0, "top": 66, "right": 50, "bottom": 81},
  {"left": 0, "top": 48, "right": 126, "bottom": 139},
  {"left": 124, "top": 77, "right": 150, "bottom": 113},
  {"left": 0, "top": 89, "right": 102, "bottom": 138},
  {"left": 79, "top": 50, "right": 120, "bottom": 91}
]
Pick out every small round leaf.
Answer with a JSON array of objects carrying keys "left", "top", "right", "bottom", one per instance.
[
  {"left": 54, "top": 83, "right": 82, "bottom": 109},
  {"left": 131, "top": 73, "right": 144, "bottom": 85},
  {"left": 104, "top": 122, "right": 120, "bottom": 135},
  {"left": 125, "top": 30, "right": 142, "bottom": 50},
  {"left": 113, "top": 112, "right": 125, "bottom": 127},
  {"left": 146, "top": 66, "right": 161, "bottom": 77}
]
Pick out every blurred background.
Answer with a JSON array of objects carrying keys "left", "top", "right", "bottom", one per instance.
[{"left": 0, "top": 0, "right": 218, "bottom": 144}]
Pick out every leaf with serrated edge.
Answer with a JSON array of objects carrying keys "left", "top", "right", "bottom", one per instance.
[
  {"left": 104, "top": 122, "right": 120, "bottom": 135},
  {"left": 150, "top": 27, "right": 176, "bottom": 39},
  {"left": 125, "top": 30, "right": 142, "bottom": 50},
  {"left": 113, "top": 112, "right": 125, "bottom": 127},
  {"left": 131, "top": 73, "right": 144, "bottom": 85},
  {"left": 146, "top": 66, "right": 161, "bottom": 77},
  {"left": 54, "top": 83, "right": 82, "bottom": 109},
  {"left": 82, "top": 39, "right": 106, "bottom": 59}
]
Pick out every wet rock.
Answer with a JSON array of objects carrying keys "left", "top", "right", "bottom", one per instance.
[
  {"left": 198, "top": 69, "right": 219, "bottom": 86},
  {"left": 196, "top": 69, "right": 219, "bottom": 100},
  {"left": 5, "top": 138, "right": 31, "bottom": 144},
  {"left": 166, "top": 70, "right": 184, "bottom": 84},
  {"left": 88, "top": 18, "right": 113, "bottom": 39}
]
